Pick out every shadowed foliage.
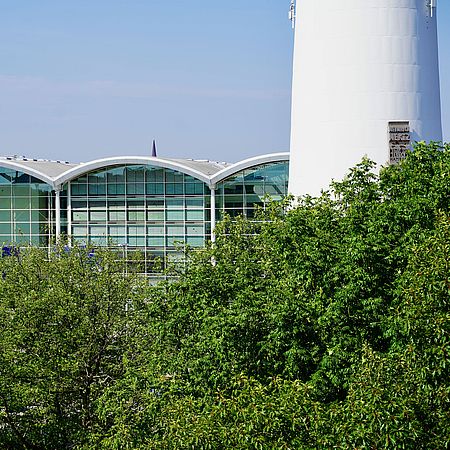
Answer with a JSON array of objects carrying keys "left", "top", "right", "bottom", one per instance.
[{"left": 1, "top": 143, "right": 449, "bottom": 449}]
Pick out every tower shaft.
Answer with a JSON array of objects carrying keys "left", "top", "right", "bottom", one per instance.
[{"left": 289, "top": 0, "right": 442, "bottom": 196}]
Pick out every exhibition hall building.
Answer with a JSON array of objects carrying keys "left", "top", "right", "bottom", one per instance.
[{"left": 0, "top": 153, "right": 289, "bottom": 274}]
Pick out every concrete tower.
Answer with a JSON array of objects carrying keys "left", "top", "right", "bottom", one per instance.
[{"left": 289, "top": 0, "right": 442, "bottom": 196}]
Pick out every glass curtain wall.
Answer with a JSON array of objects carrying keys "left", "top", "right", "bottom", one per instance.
[
  {"left": 0, "top": 161, "right": 289, "bottom": 273},
  {"left": 215, "top": 161, "right": 289, "bottom": 220},
  {"left": 0, "top": 167, "right": 54, "bottom": 246},
  {"left": 67, "top": 164, "right": 210, "bottom": 274}
]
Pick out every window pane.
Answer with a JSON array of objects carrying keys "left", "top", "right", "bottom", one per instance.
[
  {"left": 147, "top": 236, "right": 164, "bottom": 246},
  {"left": 128, "top": 226, "right": 145, "bottom": 235},
  {"left": 109, "top": 225, "right": 126, "bottom": 236},
  {"left": 72, "top": 200, "right": 87, "bottom": 209},
  {"left": 147, "top": 198, "right": 164, "bottom": 208},
  {"left": 107, "top": 167, "right": 126, "bottom": 183},
  {"left": 166, "top": 199, "right": 183, "bottom": 209},
  {"left": 16, "top": 223, "right": 30, "bottom": 234},
  {"left": 128, "top": 236, "right": 146, "bottom": 246},
  {"left": 73, "top": 211, "right": 88, "bottom": 221},
  {"left": 185, "top": 198, "right": 203, "bottom": 208},
  {"left": 147, "top": 210, "right": 164, "bottom": 221},
  {"left": 185, "top": 183, "right": 204, "bottom": 195},
  {"left": 90, "top": 211, "right": 107, "bottom": 221},
  {"left": 89, "top": 200, "right": 106, "bottom": 210},
  {"left": 128, "top": 200, "right": 145, "bottom": 209},
  {"left": 186, "top": 210, "right": 204, "bottom": 221},
  {"left": 0, "top": 190, "right": 11, "bottom": 208},
  {"left": 89, "top": 172, "right": 107, "bottom": 184},
  {"left": 71, "top": 183, "right": 87, "bottom": 195},
  {"left": 186, "top": 236, "right": 204, "bottom": 247},
  {"left": 146, "top": 168, "right": 164, "bottom": 182},
  {"left": 108, "top": 184, "right": 126, "bottom": 195},
  {"left": 166, "top": 236, "right": 185, "bottom": 246},
  {"left": 109, "top": 210, "right": 126, "bottom": 221},
  {"left": 186, "top": 225, "right": 203, "bottom": 235},
  {"left": 90, "top": 226, "right": 106, "bottom": 235},
  {"left": 127, "top": 183, "right": 145, "bottom": 195},
  {"left": 0, "top": 223, "right": 11, "bottom": 234},
  {"left": 128, "top": 210, "right": 145, "bottom": 221},
  {"left": 166, "top": 183, "right": 184, "bottom": 195},
  {"left": 126, "top": 166, "right": 145, "bottom": 183},
  {"left": 90, "top": 236, "right": 107, "bottom": 244},
  {"left": 166, "top": 210, "right": 183, "bottom": 221},
  {"left": 165, "top": 171, "right": 183, "bottom": 183},
  {"left": 72, "top": 225, "right": 87, "bottom": 235},
  {"left": 0, "top": 210, "right": 11, "bottom": 221},
  {"left": 146, "top": 183, "right": 164, "bottom": 195},
  {"left": 147, "top": 225, "right": 164, "bottom": 235},
  {"left": 167, "top": 225, "right": 183, "bottom": 236},
  {"left": 13, "top": 198, "right": 29, "bottom": 209},
  {"left": 15, "top": 210, "right": 29, "bottom": 221}
]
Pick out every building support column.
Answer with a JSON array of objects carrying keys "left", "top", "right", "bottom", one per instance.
[
  {"left": 55, "top": 187, "right": 61, "bottom": 241},
  {"left": 67, "top": 182, "right": 72, "bottom": 245},
  {"left": 210, "top": 185, "right": 216, "bottom": 243}
]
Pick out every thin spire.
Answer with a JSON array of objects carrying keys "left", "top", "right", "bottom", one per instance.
[
  {"left": 151, "top": 139, "right": 157, "bottom": 157},
  {"left": 289, "top": 0, "right": 295, "bottom": 29}
]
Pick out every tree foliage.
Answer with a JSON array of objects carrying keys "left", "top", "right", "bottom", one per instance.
[
  {"left": 0, "top": 143, "right": 449, "bottom": 448},
  {"left": 0, "top": 246, "right": 148, "bottom": 449}
]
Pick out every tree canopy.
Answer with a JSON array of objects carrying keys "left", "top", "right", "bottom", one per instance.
[{"left": 1, "top": 142, "right": 449, "bottom": 449}]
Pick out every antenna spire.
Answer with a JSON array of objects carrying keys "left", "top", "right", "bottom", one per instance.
[
  {"left": 151, "top": 139, "right": 157, "bottom": 157},
  {"left": 289, "top": 0, "right": 296, "bottom": 29},
  {"left": 429, "top": 0, "right": 436, "bottom": 18}
]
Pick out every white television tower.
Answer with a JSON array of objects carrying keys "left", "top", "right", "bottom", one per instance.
[{"left": 288, "top": 0, "right": 442, "bottom": 197}]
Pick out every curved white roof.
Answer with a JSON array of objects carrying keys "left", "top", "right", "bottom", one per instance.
[
  {"left": 210, "top": 153, "right": 289, "bottom": 186},
  {"left": 0, "top": 153, "right": 289, "bottom": 189},
  {"left": 0, "top": 157, "right": 75, "bottom": 186},
  {"left": 53, "top": 156, "right": 229, "bottom": 187}
]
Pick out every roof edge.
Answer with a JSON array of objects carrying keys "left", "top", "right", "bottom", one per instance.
[
  {"left": 1, "top": 153, "right": 291, "bottom": 189},
  {"left": 53, "top": 156, "right": 213, "bottom": 187},
  {"left": 210, "top": 152, "right": 290, "bottom": 186},
  {"left": 0, "top": 159, "right": 57, "bottom": 187}
]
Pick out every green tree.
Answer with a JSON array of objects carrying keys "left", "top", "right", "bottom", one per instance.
[
  {"left": 92, "top": 142, "right": 449, "bottom": 448},
  {"left": 2, "top": 143, "right": 449, "bottom": 449},
  {"left": 0, "top": 245, "right": 148, "bottom": 449}
]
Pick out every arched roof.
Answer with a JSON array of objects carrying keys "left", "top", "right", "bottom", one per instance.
[
  {"left": 0, "top": 158, "right": 59, "bottom": 186},
  {"left": 1, "top": 153, "right": 290, "bottom": 189},
  {"left": 53, "top": 156, "right": 226, "bottom": 187},
  {"left": 210, "top": 153, "right": 289, "bottom": 186}
]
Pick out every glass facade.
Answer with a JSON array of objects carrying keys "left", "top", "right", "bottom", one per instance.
[
  {"left": 67, "top": 164, "right": 210, "bottom": 273},
  {"left": 216, "top": 161, "right": 289, "bottom": 219},
  {"left": 0, "top": 158, "right": 289, "bottom": 274},
  {"left": 0, "top": 166, "right": 54, "bottom": 246}
]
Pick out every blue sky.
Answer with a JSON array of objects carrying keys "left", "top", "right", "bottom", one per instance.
[{"left": 0, "top": 1, "right": 449, "bottom": 163}]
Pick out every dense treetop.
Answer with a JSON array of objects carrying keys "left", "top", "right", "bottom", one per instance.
[{"left": 0, "top": 142, "right": 449, "bottom": 449}]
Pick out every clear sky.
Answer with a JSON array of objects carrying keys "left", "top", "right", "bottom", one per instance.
[{"left": 0, "top": 1, "right": 449, "bottom": 163}]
